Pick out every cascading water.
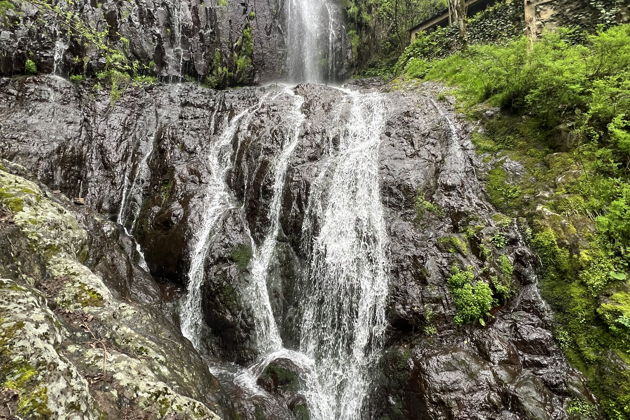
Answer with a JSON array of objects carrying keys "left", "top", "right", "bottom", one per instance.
[
  {"left": 298, "top": 90, "right": 389, "bottom": 419},
  {"left": 244, "top": 86, "right": 305, "bottom": 353},
  {"left": 116, "top": 135, "right": 157, "bottom": 271},
  {"left": 180, "top": 93, "right": 270, "bottom": 349},
  {"left": 286, "top": 0, "right": 343, "bottom": 82},
  {"left": 178, "top": 0, "right": 389, "bottom": 417},
  {"left": 52, "top": 39, "right": 67, "bottom": 76},
  {"left": 169, "top": 0, "right": 185, "bottom": 82},
  {"left": 51, "top": 19, "right": 67, "bottom": 77}
]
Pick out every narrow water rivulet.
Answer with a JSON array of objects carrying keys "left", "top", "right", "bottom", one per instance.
[{"left": 181, "top": 92, "right": 271, "bottom": 349}]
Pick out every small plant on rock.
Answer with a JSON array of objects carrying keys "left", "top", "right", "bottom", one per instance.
[
  {"left": 447, "top": 266, "right": 494, "bottom": 326},
  {"left": 24, "top": 59, "right": 37, "bottom": 75}
]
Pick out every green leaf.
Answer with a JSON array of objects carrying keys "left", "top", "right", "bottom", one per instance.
[{"left": 610, "top": 271, "right": 627, "bottom": 281}]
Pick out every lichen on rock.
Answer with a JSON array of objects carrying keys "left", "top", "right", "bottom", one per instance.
[
  {"left": 0, "top": 278, "right": 98, "bottom": 419},
  {"left": 0, "top": 167, "right": 222, "bottom": 419}
]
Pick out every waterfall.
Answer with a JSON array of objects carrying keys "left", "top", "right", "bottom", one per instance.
[
  {"left": 180, "top": 93, "right": 271, "bottom": 349},
  {"left": 286, "top": 0, "right": 342, "bottom": 82},
  {"left": 51, "top": 19, "right": 67, "bottom": 76},
  {"left": 116, "top": 136, "right": 156, "bottom": 271},
  {"left": 169, "top": 0, "right": 186, "bottom": 82},
  {"left": 228, "top": 88, "right": 388, "bottom": 420},
  {"left": 244, "top": 86, "right": 305, "bottom": 353},
  {"left": 298, "top": 90, "right": 389, "bottom": 419},
  {"left": 117, "top": 137, "right": 155, "bottom": 230},
  {"left": 177, "top": 1, "right": 389, "bottom": 417},
  {"left": 52, "top": 39, "right": 67, "bottom": 76}
]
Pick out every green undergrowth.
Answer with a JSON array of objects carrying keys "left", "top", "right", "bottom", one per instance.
[
  {"left": 447, "top": 266, "right": 493, "bottom": 326},
  {"left": 400, "top": 25, "right": 629, "bottom": 418},
  {"left": 231, "top": 244, "right": 253, "bottom": 272}
]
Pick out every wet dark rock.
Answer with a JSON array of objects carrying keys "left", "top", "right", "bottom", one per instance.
[
  {"left": 257, "top": 358, "right": 302, "bottom": 397},
  {"left": 0, "top": 0, "right": 350, "bottom": 83},
  {"left": 0, "top": 77, "right": 596, "bottom": 418},
  {"left": 257, "top": 358, "right": 311, "bottom": 420}
]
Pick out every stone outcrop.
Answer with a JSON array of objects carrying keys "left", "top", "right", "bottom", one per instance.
[
  {"left": 0, "top": 0, "right": 351, "bottom": 84},
  {"left": 0, "top": 76, "right": 597, "bottom": 418},
  {"left": 0, "top": 162, "right": 225, "bottom": 419}
]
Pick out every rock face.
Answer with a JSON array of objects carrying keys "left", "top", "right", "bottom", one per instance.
[
  {"left": 0, "top": 161, "right": 223, "bottom": 419},
  {"left": 0, "top": 76, "right": 596, "bottom": 418},
  {"left": 524, "top": 0, "right": 629, "bottom": 38},
  {"left": 0, "top": 0, "right": 350, "bottom": 83}
]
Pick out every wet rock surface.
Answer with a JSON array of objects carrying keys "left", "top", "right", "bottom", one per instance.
[
  {"left": 0, "top": 0, "right": 350, "bottom": 83},
  {"left": 0, "top": 161, "right": 223, "bottom": 419},
  {"left": 0, "top": 76, "right": 595, "bottom": 418}
]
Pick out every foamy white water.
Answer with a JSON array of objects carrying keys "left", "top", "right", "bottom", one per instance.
[
  {"left": 180, "top": 93, "right": 270, "bottom": 349},
  {"left": 286, "top": 0, "right": 343, "bottom": 82},
  {"left": 297, "top": 90, "right": 389, "bottom": 419},
  {"left": 244, "top": 86, "right": 306, "bottom": 353}
]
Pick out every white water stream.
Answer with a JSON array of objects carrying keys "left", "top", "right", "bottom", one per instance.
[
  {"left": 180, "top": 92, "right": 271, "bottom": 349},
  {"left": 117, "top": 135, "right": 156, "bottom": 271},
  {"left": 297, "top": 90, "right": 389, "bottom": 419},
  {"left": 52, "top": 38, "right": 68, "bottom": 76},
  {"left": 177, "top": 0, "right": 390, "bottom": 417},
  {"left": 245, "top": 86, "right": 305, "bottom": 353},
  {"left": 286, "top": 0, "right": 343, "bottom": 82}
]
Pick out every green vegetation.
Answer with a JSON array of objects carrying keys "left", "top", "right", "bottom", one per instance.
[
  {"left": 69, "top": 74, "right": 84, "bottom": 84},
  {"left": 24, "top": 0, "right": 156, "bottom": 99},
  {"left": 9, "top": 0, "right": 252, "bottom": 94},
  {"left": 567, "top": 399, "right": 599, "bottom": 419},
  {"left": 204, "top": 21, "right": 254, "bottom": 88},
  {"left": 344, "top": 0, "right": 446, "bottom": 74},
  {"left": 447, "top": 266, "right": 494, "bottom": 326},
  {"left": 438, "top": 235, "right": 468, "bottom": 254},
  {"left": 396, "top": 0, "right": 523, "bottom": 72},
  {"left": 415, "top": 193, "right": 441, "bottom": 219},
  {"left": 492, "top": 254, "right": 514, "bottom": 302},
  {"left": 0, "top": 318, "right": 52, "bottom": 418},
  {"left": 398, "top": 24, "right": 629, "bottom": 418},
  {"left": 24, "top": 59, "right": 37, "bottom": 75}
]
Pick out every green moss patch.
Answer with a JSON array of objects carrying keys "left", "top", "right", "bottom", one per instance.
[
  {"left": 231, "top": 244, "right": 252, "bottom": 271},
  {"left": 398, "top": 25, "right": 630, "bottom": 416}
]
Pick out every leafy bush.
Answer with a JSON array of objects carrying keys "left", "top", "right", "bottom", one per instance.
[
  {"left": 403, "top": 25, "right": 630, "bottom": 164},
  {"left": 69, "top": 74, "right": 84, "bottom": 83},
  {"left": 447, "top": 266, "right": 494, "bottom": 326},
  {"left": 24, "top": 59, "right": 37, "bottom": 75},
  {"left": 345, "top": 0, "right": 446, "bottom": 70},
  {"left": 0, "top": 0, "right": 15, "bottom": 20},
  {"left": 395, "top": 0, "right": 523, "bottom": 72}
]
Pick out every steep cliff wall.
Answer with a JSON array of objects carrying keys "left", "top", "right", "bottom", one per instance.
[{"left": 0, "top": 0, "right": 350, "bottom": 85}]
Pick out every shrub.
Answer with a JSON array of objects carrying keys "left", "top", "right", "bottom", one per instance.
[
  {"left": 447, "top": 266, "right": 494, "bottom": 326},
  {"left": 402, "top": 25, "right": 630, "bottom": 164},
  {"left": 24, "top": 59, "right": 37, "bottom": 75},
  {"left": 69, "top": 74, "right": 84, "bottom": 83}
]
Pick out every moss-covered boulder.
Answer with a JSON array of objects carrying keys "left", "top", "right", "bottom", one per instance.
[{"left": 0, "top": 165, "right": 222, "bottom": 419}]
